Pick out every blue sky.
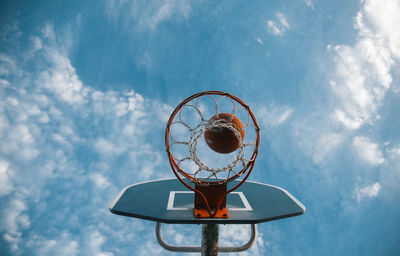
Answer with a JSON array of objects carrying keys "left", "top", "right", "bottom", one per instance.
[{"left": 1, "top": 0, "right": 399, "bottom": 255}]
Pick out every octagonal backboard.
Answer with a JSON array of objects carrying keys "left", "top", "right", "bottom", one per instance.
[{"left": 110, "top": 178, "right": 305, "bottom": 224}]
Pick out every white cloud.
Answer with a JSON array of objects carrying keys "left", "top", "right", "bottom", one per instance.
[
  {"left": 42, "top": 23, "right": 55, "bottom": 39},
  {"left": 0, "top": 110, "right": 10, "bottom": 136},
  {"left": 0, "top": 22, "right": 172, "bottom": 255},
  {"left": 330, "top": 0, "right": 399, "bottom": 130},
  {"left": 137, "top": 240, "right": 164, "bottom": 255},
  {"left": 27, "top": 232, "right": 79, "bottom": 256},
  {"left": 31, "top": 36, "right": 43, "bottom": 51},
  {"left": 106, "top": 0, "right": 194, "bottom": 30},
  {"left": 267, "top": 12, "right": 290, "bottom": 36},
  {"left": 0, "top": 78, "right": 11, "bottom": 87},
  {"left": 292, "top": 0, "right": 400, "bottom": 167},
  {"left": 89, "top": 173, "right": 111, "bottom": 188},
  {"left": 354, "top": 182, "right": 381, "bottom": 202},
  {"left": 257, "top": 104, "right": 293, "bottom": 127},
  {"left": 0, "top": 53, "right": 18, "bottom": 76},
  {"left": 276, "top": 13, "right": 289, "bottom": 29},
  {"left": 16, "top": 125, "right": 36, "bottom": 143},
  {"left": 137, "top": 51, "right": 153, "bottom": 70},
  {"left": 362, "top": 0, "right": 400, "bottom": 58},
  {"left": 388, "top": 145, "right": 400, "bottom": 159},
  {"left": 2, "top": 124, "right": 40, "bottom": 161},
  {"left": 305, "top": 0, "right": 315, "bottom": 10},
  {"left": 0, "top": 160, "right": 14, "bottom": 196},
  {"left": 352, "top": 136, "right": 384, "bottom": 165},
  {"left": 312, "top": 133, "right": 343, "bottom": 164},
  {"left": 88, "top": 230, "right": 113, "bottom": 256},
  {"left": 220, "top": 224, "right": 267, "bottom": 255},
  {"left": 268, "top": 21, "right": 282, "bottom": 36},
  {"left": 39, "top": 51, "right": 88, "bottom": 104},
  {"left": 333, "top": 108, "right": 363, "bottom": 130},
  {"left": 94, "top": 137, "right": 125, "bottom": 155},
  {"left": 91, "top": 90, "right": 146, "bottom": 119},
  {"left": 1, "top": 199, "right": 30, "bottom": 253}
]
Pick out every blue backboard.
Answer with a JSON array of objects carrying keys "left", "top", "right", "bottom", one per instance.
[{"left": 110, "top": 178, "right": 305, "bottom": 224}]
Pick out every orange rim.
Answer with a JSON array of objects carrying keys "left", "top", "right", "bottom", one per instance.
[{"left": 165, "top": 91, "right": 260, "bottom": 217}]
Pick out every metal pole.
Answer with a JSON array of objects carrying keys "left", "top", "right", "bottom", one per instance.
[{"left": 201, "top": 224, "right": 219, "bottom": 256}]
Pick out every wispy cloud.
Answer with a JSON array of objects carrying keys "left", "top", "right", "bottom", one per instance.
[
  {"left": 354, "top": 182, "right": 381, "bottom": 202},
  {"left": 28, "top": 232, "right": 79, "bottom": 256},
  {"left": 257, "top": 104, "right": 293, "bottom": 127},
  {"left": 329, "top": 0, "right": 399, "bottom": 131},
  {"left": 305, "top": 0, "right": 315, "bottom": 10},
  {"left": 0, "top": 53, "right": 18, "bottom": 76},
  {"left": 220, "top": 224, "right": 267, "bottom": 255},
  {"left": 0, "top": 22, "right": 171, "bottom": 254},
  {"left": 267, "top": 12, "right": 290, "bottom": 36},
  {"left": 1, "top": 199, "right": 30, "bottom": 253},
  {"left": 294, "top": 0, "right": 400, "bottom": 165},
  {"left": 361, "top": 0, "right": 400, "bottom": 58},
  {"left": 388, "top": 145, "right": 400, "bottom": 159},
  {"left": 352, "top": 136, "right": 384, "bottom": 165},
  {"left": 0, "top": 160, "right": 14, "bottom": 196},
  {"left": 39, "top": 51, "right": 88, "bottom": 104},
  {"left": 312, "top": 133, "right": 343, "bottom": 164},
  {"left": 106, "top": 0, "right": 195, "bottom": 30},
  {"left": 42, "top": 23, "right": 55, "bottom": 39}
]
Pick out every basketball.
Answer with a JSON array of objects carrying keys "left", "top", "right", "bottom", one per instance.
[{"left": 204, "top": 113, "right": 245, "bottom": 154}]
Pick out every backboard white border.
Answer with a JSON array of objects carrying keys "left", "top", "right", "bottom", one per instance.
[{"left": 167, "top": 191, "right": 253, "bottom": 211}]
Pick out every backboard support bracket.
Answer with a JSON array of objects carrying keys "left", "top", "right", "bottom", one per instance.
[
  {"left": 155, "top": 222, "right": 257, "bottom": 253},
  {"left": 194, "top": 183, "right": 229, "bottom": 218},
  {"left": 194, "top": 207, "right": 229, "bottom": 218}
]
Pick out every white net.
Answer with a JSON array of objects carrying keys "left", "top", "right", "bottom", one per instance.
[{"left": 167, "top": 93, "right": 259, "bottom": 185}]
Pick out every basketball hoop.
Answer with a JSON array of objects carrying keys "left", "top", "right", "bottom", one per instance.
[
  {"left": 111, "top": 91, "right": 304, "bottom": 254},
  {"left": 165, "top": 91, "right": 260, "bottom": 218}
]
